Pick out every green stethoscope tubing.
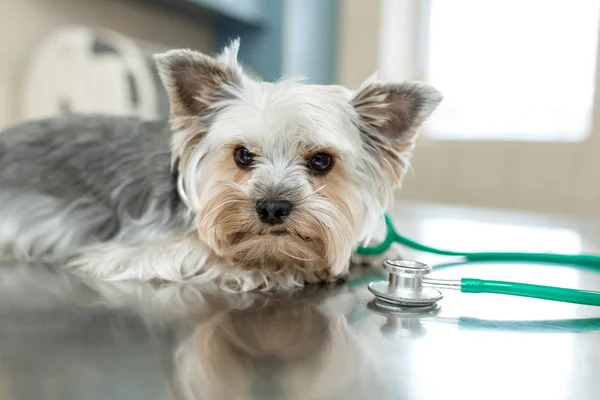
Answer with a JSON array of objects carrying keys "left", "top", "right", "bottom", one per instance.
[{"left": 356, "top": 214, "right": 600, "bottom": 306}]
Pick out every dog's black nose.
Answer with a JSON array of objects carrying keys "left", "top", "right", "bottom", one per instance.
[{"left": 256, "top": 199, "right": 293, "bottom": 225}]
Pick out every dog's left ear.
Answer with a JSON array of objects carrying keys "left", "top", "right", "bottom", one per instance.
[
  {"left": 153, "top": 39, "right": 243, "bottom": 127},
  {"left": 351, "top": 77, "right": 443, "bottom": 180}
]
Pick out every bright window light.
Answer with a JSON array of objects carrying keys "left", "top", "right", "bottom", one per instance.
[
  {"left": 418, "top": 218, "right": 582, "bottom": 254},
  {"left": 423, "top": 0, "right": 600, "bottom": 141}
]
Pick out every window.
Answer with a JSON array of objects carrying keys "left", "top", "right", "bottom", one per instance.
[{"left": 421, "top": 0, "right": 600, "bottom": 141}]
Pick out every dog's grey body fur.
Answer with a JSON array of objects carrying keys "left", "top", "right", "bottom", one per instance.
[{"left": 0, "top": 114, "right": 190, "bottom": 261}]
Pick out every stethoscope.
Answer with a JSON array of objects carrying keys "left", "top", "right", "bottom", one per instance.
[{"left": 357, "top": 215, "right": 600, "bottom": 308}]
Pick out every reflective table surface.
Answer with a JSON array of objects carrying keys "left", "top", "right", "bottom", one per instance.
[{"left": 0, "top": 202, "right": 599, "bottom": 400}]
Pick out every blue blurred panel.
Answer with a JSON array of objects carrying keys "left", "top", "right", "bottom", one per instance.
[
  {"left": 216, "top": 0, "right": 338, "bottom": 84},
  {"left": 282, "top": 0, "right": 338, "bottom": 84},
  {"left": 187, "top": 0, "right": 265, "bottom": 25},
  {"left": 216, "top": 0, "right": 284, "bottom": 82},
  {"left": 140, "top": 0, "right": 338, "bottom": 84},
  {"left": 139, "top": 0, "right": 265, "bottom": 27}
]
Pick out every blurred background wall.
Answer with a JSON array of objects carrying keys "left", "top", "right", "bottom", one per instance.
[
  {"left": 343, "top": 0, "right": 600, "bottom": 220},
  {"left": 0, "top": 0, "right": 598, "bottom": 220},
  {"left": 0, "top": 0, "right": 214, "bottom": 128}
]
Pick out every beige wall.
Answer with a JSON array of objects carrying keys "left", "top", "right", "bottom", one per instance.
[
  {"left": 0, "top": 0, "right": 214, "bottom": 129},
  {"left": 337, "top": 0, "right": 600, "bottom": 219},
  {"left": 336, "top": 0, "right": 383, "bottom": 88}
]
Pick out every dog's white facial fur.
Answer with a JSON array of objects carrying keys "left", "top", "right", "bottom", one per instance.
[{"left": 152, "top": 39, "right": 443, "bottom": 287}]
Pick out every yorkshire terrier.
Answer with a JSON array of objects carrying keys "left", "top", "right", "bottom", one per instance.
[{"left": 0, "top": 40, "right": 442, "bottom": 291}]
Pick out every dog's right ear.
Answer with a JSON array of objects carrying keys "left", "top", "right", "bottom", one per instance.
[
  {"left": 154, "top": 39, "right": 243, "bottom": 127},
  {"left": 351, "top": 75, "right": 443, "bottom": 183}
]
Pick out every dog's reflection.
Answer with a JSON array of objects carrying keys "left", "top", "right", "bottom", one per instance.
[
  {"left": 0, "top": 262, "right": 382, "bottom": 400},
  {"left": 171, "top": 293, "right": 378, "bottom": 400}
]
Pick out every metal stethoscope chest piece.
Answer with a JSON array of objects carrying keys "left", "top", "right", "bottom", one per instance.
[{"left": 368, "top": 260, "right": 448, "bottom": 308}]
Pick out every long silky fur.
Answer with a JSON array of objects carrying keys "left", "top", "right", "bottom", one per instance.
[{"left": 0, "top": 39, "right": 442, "bottom": 292}]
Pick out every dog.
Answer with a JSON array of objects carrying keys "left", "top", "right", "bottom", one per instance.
[{"left": 0, "top": 39, "right": 442, "bottom": 291}]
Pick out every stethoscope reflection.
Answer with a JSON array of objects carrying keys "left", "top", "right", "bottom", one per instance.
[
  {"left": 367, "top": 297, "right": 600, "bottom": 337},
  {"left": 366, "top": 299, "right": 442, "bottom": 337}
]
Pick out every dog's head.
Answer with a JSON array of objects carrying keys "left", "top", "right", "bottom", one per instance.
[{"left": 154, "top": 40, "right": 442, "bottom": 284}]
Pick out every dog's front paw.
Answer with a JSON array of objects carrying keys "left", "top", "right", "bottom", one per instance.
[{"left": 351, "top": 245, "right": 403, "bottom": 270}]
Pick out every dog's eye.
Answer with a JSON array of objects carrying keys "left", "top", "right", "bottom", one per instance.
[
  {"left": 307, "top": 153, "right": 333, "bottom": 173},
  {"left": 234, "top": 147, "right": 254, "bottom": 168}
]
